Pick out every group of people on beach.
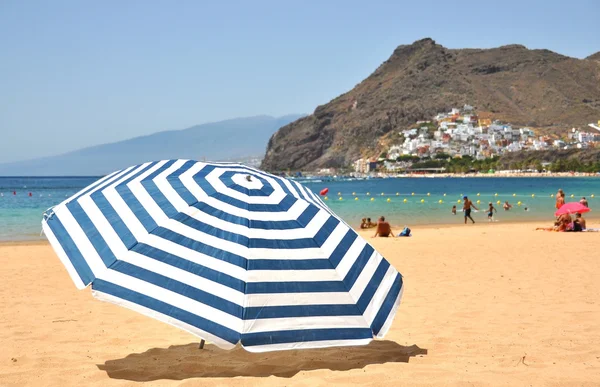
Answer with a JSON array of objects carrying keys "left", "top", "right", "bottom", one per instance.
[
  {"left": 536, "top": 188, "right": 589, "bottom": 232},
  {"left": 552, "top": 189, "right": 587, "bottom": 231},
  {"left": 360, "top": 216, "right": 394, "bottom": 237}
]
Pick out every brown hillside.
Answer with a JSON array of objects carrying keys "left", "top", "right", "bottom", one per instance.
[{"left": 262, "top": 39, "right": 600, "bottom": 171}]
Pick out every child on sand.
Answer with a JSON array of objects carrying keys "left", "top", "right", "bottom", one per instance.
[
  {"left": 360, "top": 218, "right": 368, "bottom": 229},
  {"left": 360, "top": 218, "right": 376, "bottom": 229},
  {"left": 487, "top": 202, "right": 497, "bottom": 221}
]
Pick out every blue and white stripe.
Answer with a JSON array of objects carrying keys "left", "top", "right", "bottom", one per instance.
[{"left": 42, "top": 160, "right": 403, "bottom": 352}]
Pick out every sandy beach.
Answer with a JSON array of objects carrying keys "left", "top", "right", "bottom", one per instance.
[{"left": 2, "top": 222, "right": 600, "bottom": 386}]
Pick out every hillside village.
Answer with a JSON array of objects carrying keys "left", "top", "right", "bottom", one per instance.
[{"left": 353, "top": 105, "right": 600, "bottom": 173}]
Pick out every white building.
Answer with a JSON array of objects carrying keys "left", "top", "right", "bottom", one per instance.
[
  {"left": 578, "top": 132, "right": 597, "bottom": 143},
  {"left": 507, "top": 142, "right": 523, "bottom": 152},
  {"left": 520, "top": 128, "right": 534, "bottom": 137},
  {"left": 402, "top": 128, "right": 418, "bottom": 137},
  {"left": 440, "top": 121, "right": 457, "bottom": 130},
  {"left": 430, "top": 140, "right": 444, "bottom": 149},
  {"left": 532, "top": 140, "right": 549, "bottom": 150},
  {"left": 354, "top": 158, "right": 370, "bottom": 173},
  {"left": 383, "top": 161, "right": 404, "bottom": 171},
  {"left": 388, "top": 145, "right": 402, "bottom": 160}
]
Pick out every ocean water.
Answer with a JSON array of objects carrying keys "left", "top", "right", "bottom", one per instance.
[
  {"left": 308, "top": 177, "right": 600, "bottom": 227},
  {"left": 1, "top": 176, "right": 599, "bottom": 241},
  {"left": 0, "top": 177, "right": 98, "bottom": 241}
]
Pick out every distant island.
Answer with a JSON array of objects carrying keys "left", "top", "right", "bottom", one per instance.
[
  {"left": 0, "top": 115, "right": 303, "bottom": 176},
  {"left": 261, "top": 38, "right": 600, "bottom": 172}
]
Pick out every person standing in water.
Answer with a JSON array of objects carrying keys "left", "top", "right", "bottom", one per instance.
[
  {"left": 556, "top": 189, "right": 565, "bottom": 209},
  {"left": 462, "top": 196, "right": 478, "bottom": 224},
  {"left": 580, "top": 197, "right": 589, "bottom": 208},
  {"left": 487, "top": 202, "right": 497, "bottom": 221}
]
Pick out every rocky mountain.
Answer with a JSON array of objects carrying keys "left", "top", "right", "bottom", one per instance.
[
  {"left": 0, "top": 115, "right": 303, "bottom": 176},
  {"left": 262, "top": 38, "right": 600, "bottom": 171},
  {"left": 588, "top": 52, "right": 600, "bottom": 61}
]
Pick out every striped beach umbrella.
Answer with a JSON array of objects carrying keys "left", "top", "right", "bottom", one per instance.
[{"left": 42, "top": 160, "right": 403, "bottom": 352}]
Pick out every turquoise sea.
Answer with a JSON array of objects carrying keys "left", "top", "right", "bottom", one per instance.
[
  {"left": 1, "top": 176, "right": 599, "bottom": 241},
  {"left": 307, "top": 177, "right": 600, "bottom": 227}
]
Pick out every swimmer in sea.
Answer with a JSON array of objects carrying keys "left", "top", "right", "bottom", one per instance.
[{"left": 451, "top": 205, "right": 457, "bottom": 215}]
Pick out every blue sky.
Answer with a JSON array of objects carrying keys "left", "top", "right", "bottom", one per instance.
[{"left": 1, "top": 0, "right": 598, "bottom": 163}]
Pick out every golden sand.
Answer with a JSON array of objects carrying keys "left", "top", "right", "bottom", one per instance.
[{"left": 1, "top": 222, "right": 600, "bottom": 386}]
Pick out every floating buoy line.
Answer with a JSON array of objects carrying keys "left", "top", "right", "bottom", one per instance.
[{"left": 322, "top": 192, "right": 596, "bottom": 203}]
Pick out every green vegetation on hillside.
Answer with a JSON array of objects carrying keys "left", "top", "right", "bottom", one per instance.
[{"left": 395, "top": 151, "right": 600, "bottom": 173}]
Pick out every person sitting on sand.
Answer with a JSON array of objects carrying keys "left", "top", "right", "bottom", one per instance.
[
  {"left": 557, "top": 212, "right": 571, "bottom": 227},
  {"left": 487, "top": 202, "right": 497, "bottom": 221},
  {"left": 503, "top": 201, "right": 512, "bottom": 211},
  {"left": 372, "top": 216, "right": 394, "bottom": 238},
  {"left": 361, "top": 218, "right": 376, "bottom": 229},
  {"left": 366, "top": 217, "right": 376, "bottom": 228},
  {"left": 451, "top": 205, "right": 457, "bottom": 215},
  {"left": 537, "top": 217, "right": 569, "bottom": 232},
  {"left": 462, "top": 196, "right": 478, "bottom": 224},
  {"left": 574, "top": 213, "right": 587, "bottom": 230},
  {"left": 556, "top": 219, "right": 569, "bottom": 232}
]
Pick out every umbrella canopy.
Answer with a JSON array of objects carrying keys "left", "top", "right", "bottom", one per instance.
[
  {"left": 554, "top": 202, "right": 591, "bottom": 216},
  {"left": 42, "top": 160, "right": 403, "bottom": 352}
]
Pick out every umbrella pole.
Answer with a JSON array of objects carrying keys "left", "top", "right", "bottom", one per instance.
[{"left": 199, "top": 339, "right": 205, "bottom": 349}]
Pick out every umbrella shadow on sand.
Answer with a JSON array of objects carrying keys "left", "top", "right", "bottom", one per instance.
[{"left": 97, "top": 340, "right": 427, "bottom": 381}]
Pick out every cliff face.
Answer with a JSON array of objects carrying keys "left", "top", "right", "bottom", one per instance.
[
  {"left": 588, "top": 52, "right": 600, "bottom": 61},
  {"left": 262, "top": 38, "right": 600, "bottom": 171}
]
